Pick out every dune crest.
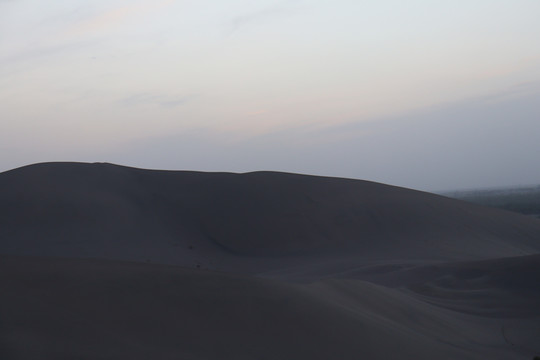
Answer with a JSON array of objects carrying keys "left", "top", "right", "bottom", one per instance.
[{"left": 1, "top": 162, "right": 539, "bottom": 269}]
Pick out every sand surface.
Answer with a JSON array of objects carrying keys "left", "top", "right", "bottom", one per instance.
[{"left": 1, "top": 162, "right": 539, "bottom": 359}]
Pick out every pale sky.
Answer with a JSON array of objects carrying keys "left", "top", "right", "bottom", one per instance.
[{"left": 1, "top": 0, "right": 540, "bottom": 191}]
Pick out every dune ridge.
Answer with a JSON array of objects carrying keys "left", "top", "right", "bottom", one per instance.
[{"left": 1, "top": 162, "right": 540, "bottom": 269}]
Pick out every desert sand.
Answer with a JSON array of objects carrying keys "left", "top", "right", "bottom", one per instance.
[{"left": 1, "top": 162, "right": 539, "bottom": 359}]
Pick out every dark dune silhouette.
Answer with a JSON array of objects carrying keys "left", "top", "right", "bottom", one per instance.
[
  {"left": 1, "top": 162, "right": 539, "bottom": 359},
  {"left": 1, "top": 162, "right": 540, "bottom": 268}
]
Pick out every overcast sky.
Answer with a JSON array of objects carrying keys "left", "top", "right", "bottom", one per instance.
[{"left": 1, "top": 0, "right": 539, "bottom": 191}]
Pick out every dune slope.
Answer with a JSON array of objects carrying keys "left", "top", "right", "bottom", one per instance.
[
  {"left": 2, "top": 255, "right": 534, "bottom": 360},
  {"left": 1, "top": 162, "right": 540, "bottom": 271}
]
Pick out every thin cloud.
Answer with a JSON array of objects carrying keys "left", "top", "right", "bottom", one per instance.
[
  {"left": 0, "top": 40, "right": 98, "bottom": 65},
  {"left": 67, "top": 0, "right": 175, "bottom": 37},
  {"left": 159, "top": 98, "right": 191, "bottom": 108},
  {"left": 119, "top": 93, "right": 194, "bottom": 108},
  {"left": 227, "top": 1, "right": 301, "bottom": 34},
  {"left": 1, "top": 1, "right": 175, "bottom": 68}
]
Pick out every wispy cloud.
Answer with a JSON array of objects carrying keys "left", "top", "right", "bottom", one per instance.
[
  {"left": 119, "top": 93, "right": 195, "bottom": 108},
  {"left": 1, "top": 1, "right": 175, "bottom": 69},
  {"left": 67, "top": 0, "right": 175, "bottom": 37},
  {"left": 0, "top": 39, "right": 98, "bottom": 65},
  {"left": 227, "top": 1, "right": 301, "bottom": 34}
]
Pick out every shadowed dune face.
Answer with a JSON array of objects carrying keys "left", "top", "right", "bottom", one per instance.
[
  {"left": 1, "top": 162, "right": 540, "bottom": 268},
  {"left": 340, "top": 254, "right": 540, "bottom": 317},
  {"left": 0, "top": 255, "right": 526, "bottom": 360}
]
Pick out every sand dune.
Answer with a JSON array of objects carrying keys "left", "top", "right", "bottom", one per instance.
[
  {"left": 1, "top": 162, "right": 540, "bottom": 270},
  {"left": 1, "top": 162, "right": 540, "bottom": 359}
]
